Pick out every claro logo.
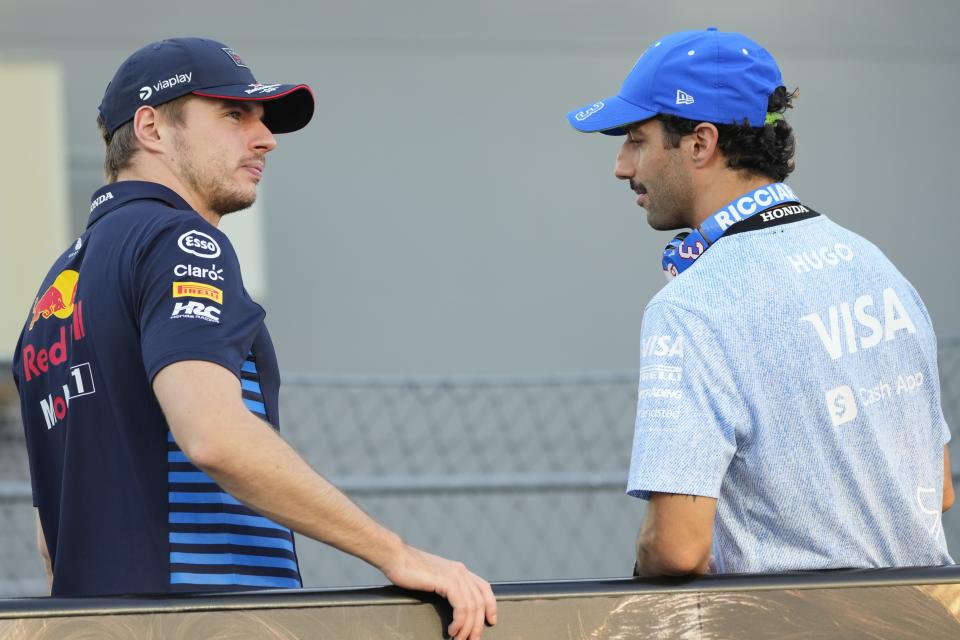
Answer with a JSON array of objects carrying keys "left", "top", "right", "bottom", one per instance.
[{"left": 178, "top": 230, "right": 221, "bottom": 259}]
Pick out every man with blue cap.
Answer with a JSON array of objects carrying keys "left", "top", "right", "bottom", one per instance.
[
  {"left": 14, "top": 37, "right": 495, "bottom": 640},
  {"left": 568, "top": 28, "right": 954, "bottom": 576}
]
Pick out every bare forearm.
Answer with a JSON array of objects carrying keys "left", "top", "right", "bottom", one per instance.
[
  {"left": 155, "top": 361, "right": 497, "bottom": 640},
  {"left": 186, "top": 413, "right": 403, "bottom": 572},
  {"left": 35, "top": 510, "right": 52, "bottom": 591},
  {"left": 635, "top": 524, "right": 710, "bottom": 577},
  {"left": 635, "top": 539, "right": 674, "bottom": 577},
  {"left": 634, "top": 493, "right": 715, "bottom": 577},
  {"left": 943, "top": 445, "right": 954, "bottom": 512},
  {"left": 41, "top": 554, "right": 52, "bottom": 590}
]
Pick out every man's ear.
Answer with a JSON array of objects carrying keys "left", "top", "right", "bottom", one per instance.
[
  {"left": 132, "top": 105, "right": 164, "bottom": 153},
  {"left": 688, "top": 122, "right": 720, "bottom": 168}
]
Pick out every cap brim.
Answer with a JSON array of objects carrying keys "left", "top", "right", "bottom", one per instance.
[
  {"left": 192, "top": 84, "right": 315, "bottom": 134},
  {"left": 566, "top": 95, "right": 657, "bottom": 136}
]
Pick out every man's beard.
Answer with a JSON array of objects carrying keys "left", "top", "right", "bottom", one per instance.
[
  {"left": 635, "top": 161, "right": 693, "bottom": 231},
  {"left": 203, "top": 180, "right": 256, "bottom": 218},
  {"left": 173, "top": 134, "right": 257, "bottom": 217}
]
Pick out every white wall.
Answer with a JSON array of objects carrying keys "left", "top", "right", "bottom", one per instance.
[{"left": 0, "top": 62, "right": 69, "bottom": 360}]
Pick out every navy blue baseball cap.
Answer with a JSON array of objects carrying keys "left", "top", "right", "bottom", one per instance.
[
  {"left": 567, "top": 28, "right": 783, "bottom": 135},
  {"left": 98, "top": 37, "right": 314, "bottom": 136}
]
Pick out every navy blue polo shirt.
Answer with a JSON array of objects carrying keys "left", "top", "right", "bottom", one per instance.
[{"left": 12, "top": 181, "right": 302, "bottom": 596}]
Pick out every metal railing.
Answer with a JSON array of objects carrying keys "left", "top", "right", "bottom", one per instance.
[{"left": 4, "top": 567, "right": 960, "bottom": 639}]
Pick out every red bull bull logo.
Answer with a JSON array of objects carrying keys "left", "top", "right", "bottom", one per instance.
[
  {"left": 22, "top": 300, "right": 86, "bottom": 382},
  {"left": 29, "top": 270, "right": 79, "bottom": 331}
]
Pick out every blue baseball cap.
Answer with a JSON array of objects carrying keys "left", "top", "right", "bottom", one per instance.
[
  {"left": 567, "top": 28, "right": 783, "bottom": 135},
  {"left": 98, "top": 37, "right": 314, "bottom": 136}
]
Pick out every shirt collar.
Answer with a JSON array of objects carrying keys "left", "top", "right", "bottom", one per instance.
[{"left": 86, "top": 181, "right": 195, "bottom": 229}]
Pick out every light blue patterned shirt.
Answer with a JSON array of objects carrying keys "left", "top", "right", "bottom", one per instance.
[{"left": 627, "top": 209, "right": 952, "bottom": 573}]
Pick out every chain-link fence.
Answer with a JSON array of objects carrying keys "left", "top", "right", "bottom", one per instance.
[
  {"left": 280, "top": 372, "right": 642, "bottom": 588},
  {"left": 0, "top": 377, "right": 42, "bottom": 598},
  {"left": 3, "top": 337, "right": 960, "bottom": 596}
]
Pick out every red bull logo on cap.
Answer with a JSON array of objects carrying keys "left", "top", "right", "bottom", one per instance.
[
  {"left": 29, "top": 270, "right": 80, "bottom": 332},
  {"left": 221, "top": 47, "right": 248, "bottom": 68}
]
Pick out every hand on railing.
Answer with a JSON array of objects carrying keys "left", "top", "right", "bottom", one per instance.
[{"left": 381, "top": 544, "right": 498, "bottom": 640}]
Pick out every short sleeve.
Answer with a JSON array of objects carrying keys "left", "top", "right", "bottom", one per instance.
[
  {"left": 627, "top": 302, "right": 747, "bottom": 500},
  {"left": 134, "top": 218, "right": 265, "bottom": 382},
  {"left": 909, "top": 285, "right": 951, "bottom": 448}
]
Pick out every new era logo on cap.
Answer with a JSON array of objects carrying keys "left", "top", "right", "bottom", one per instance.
[{"left": 566, "top": 28, "right": 784, "bottom": 135}]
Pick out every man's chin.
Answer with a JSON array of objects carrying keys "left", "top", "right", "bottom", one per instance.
[
  {"left": 644, "top": 211, "right": 684, "bottom": 232},
  {"left": 211, "top": 192, "right": 257, "bottom": 217}
]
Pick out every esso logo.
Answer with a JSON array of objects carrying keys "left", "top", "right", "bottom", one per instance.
[{"left": 178, "top": 230, "right": 221, "bottom": 259}]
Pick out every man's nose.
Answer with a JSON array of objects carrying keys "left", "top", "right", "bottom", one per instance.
[
  {"left": 253, "top": 119, "right": 278, "bottom": 154},
  {"left": 614, "top": 145, "right": 633, "bottom": 180}
]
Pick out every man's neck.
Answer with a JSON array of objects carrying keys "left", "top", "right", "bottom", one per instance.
[
  {"left": 113, "top": 167, "right": 220, "bottom": 228},
  {"left": 687, "top": 173, "right": 779, "bottom": 230}
]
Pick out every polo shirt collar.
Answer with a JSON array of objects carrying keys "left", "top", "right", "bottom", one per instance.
[{"left": 87, "top": 181, "right": 195, "bottom": 229}]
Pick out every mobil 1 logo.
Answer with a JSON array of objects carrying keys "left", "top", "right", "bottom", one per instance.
[{"left": 40, "top": 362, "right": 96, "bottom": 430}]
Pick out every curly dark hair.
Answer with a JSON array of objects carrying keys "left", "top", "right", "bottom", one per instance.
[{"left": 657, "top": 86, "right": 798, "bottom": 182}]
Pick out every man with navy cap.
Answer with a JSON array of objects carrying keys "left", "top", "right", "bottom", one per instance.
[
  {"left": 567, "top": 28, "right": 953, "bottom": 576},
  {"left": 14, "top": 37, "right": 496, "bottom": 640}
]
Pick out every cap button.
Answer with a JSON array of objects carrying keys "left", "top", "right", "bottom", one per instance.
[{"left": 707, "top": 26, "right": 718, "bottom": 31}]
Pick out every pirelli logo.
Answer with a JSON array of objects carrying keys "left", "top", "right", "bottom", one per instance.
[{"left": 173, "top": 281, "right": 224, "bottom": 304}]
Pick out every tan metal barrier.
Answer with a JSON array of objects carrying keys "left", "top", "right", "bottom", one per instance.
[{"left": 2, "top": 566, "right": 960, "bottom": 639}]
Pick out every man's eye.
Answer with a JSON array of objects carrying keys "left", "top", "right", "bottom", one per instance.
[{"left": 227, "top": 111, "right": 242, "bottom": 120}]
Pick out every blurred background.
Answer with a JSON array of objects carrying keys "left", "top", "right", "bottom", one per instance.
[{"left": 1, "top": 0, "right": 958, "bottom": 596}]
